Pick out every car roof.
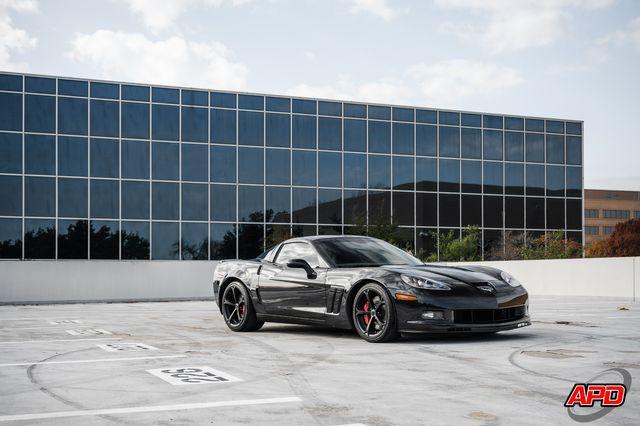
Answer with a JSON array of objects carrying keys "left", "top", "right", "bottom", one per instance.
[{"left": 283, "top": 235, "right": 375, "bottom": 243}]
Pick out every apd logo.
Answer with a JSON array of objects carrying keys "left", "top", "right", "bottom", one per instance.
[{"left": 564, "top": 368, "right": 631, "bottom": 422}]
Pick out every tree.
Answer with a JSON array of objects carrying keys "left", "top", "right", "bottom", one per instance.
[
  {"left": 518, "top": 231, "right": 582, "bottom": 260},
  {"left": 486, "top": 231, "right": 525, "bottom": 261},
  {"left": 415, "top": 226, "right": 481, "bottom": 262},
  {"left": 349, "top": 214, "right": 400, "bottom": 245},
  {"left": 586, "top": 219, "right": 640, "bottom": 258}
]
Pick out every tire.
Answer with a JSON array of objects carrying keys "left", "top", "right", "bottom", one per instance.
[
  {"left": 221, "top": 281, "right": 264, "bottom": 332},
  {"left": 352, "top": 283, "right": 399, "bottom": 343}
]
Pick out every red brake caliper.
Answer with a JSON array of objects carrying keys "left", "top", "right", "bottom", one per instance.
[
  {"left": 363, "top": 301, "right": 370, "bottom": 325},
  {"left": 241, "top": 304, "right": 246, "bottom": 318}
]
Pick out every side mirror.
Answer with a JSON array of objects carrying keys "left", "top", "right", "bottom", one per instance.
[{"left": 286, "top": 258, "right": 317, "bottom": 279}]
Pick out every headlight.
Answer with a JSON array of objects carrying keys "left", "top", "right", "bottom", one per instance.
[
  {"left": 500, "top": 271, "right": 521, "bottom": 287},
  {"left": 400, "top": 274, "right": 451, "bottom": 290}
]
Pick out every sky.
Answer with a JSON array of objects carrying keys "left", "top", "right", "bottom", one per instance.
[{"left": 1, "top": 0, "right": 639, "bottom": 190}]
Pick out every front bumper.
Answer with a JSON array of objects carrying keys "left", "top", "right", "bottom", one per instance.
[{"left": 398, "top": 315, "right": 531, "bottom": 334}]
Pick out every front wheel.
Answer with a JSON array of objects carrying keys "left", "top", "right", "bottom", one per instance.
[
  {"left": 221, "top": 281, "right": 264, "bottom": 332},
  {"left": 352, "top": 283, "right": 399, "bottom": 343}
]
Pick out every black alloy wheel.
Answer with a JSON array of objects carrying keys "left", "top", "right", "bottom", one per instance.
[
  {"left": 221, "top": 281, "right": 263, "bottom": 332},
  {"left": 352, "top": 283, "right": 398, "bottom": 342}
]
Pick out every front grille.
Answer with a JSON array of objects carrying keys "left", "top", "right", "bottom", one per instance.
[{"left": 453, "top": 306, "right": 526, "bottom": 324}]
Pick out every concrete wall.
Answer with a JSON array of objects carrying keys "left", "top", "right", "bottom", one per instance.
[{"left": 0, "top": 257, "right": 638, "bottom": 304}]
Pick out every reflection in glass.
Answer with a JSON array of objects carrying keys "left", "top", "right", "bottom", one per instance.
[
  {"left": 505, "top": 197, "right": 524, "bottom": 228},
  {"left": 121, "top": 140, "right": 149, "bottom": 179},
  {"left": 58, "top": 97, "right": 88, "bottom": 135},
  {"left": 0, "top": 173, "right": 20, "bottom": 216},
  {"left": 567, "top": 199, "right": 582, "bottom": 230},
  {"left": 439, "top": 159, "right": 459, "bottom": 192},
  {"left": 461, "top": 128, "right": 481, "bottom": 159},
  {"left": 91, "top": 179, "right": 119, "bottom": 219},
  {"left": 546, "top": 134, "right": 565, "bottom": 164},
  {"left": 238, "top": 185, "right": 263, "bottom": 222},
  {"left": 292, "top": 150, "right": 316, "bottom": 186},
  {"left": 211, "top": 108, "right": 236, "bottom": 144},
  {"left": 439, "top": 194, "right": 459, "bottom": 227},
  {"left": 181, "top": 183, "right": 207, "bottom": 221},
  {"left": 58, "top": 136, "right": 88, "bottom": 177},
  {"left": 483, "top": 130, "right": 503, "bottom": 160},
  {"left": 292, "top": 188, "right": 316, "bottom": 223},
  {"left": 393, "top": 156, "right": 414, "bottom": 190},
  {"left": 546, "top": 166, "right": 565, "bottom": 196},
  {"left": 122, "top": 221, "right": 150, "bottom": 260},
  {"left": 292, "top": 115, "right": 316, "bottom": 149},
  {"left": 526, "top": 164, "right": 544, "bottom": 196},
  {"left": 24, "top": 219, "right": 55, "bottom": 259},
  {"left": 91, "top": 138, "right": 119, "bottom": 178},
  {"left": 461, "top": 195, "right": 481, "bottom": 227},
  {"left": 58, "top": 219, "right": 88, "bottom": 259},
  {"left": 266, "top": 113, "right": 290, "bottom": 147},
  {"left": 461, "top": 160, "right": 481, "bottom": 193},
  {"left": 0, "top": 218, "right": 21, "bottom": 259},
  {"left": 181, "top": 222, "right": 208, "bottom": 260},
  {"left": 181, "top": 143, "right": 208, "bottom": 182},
  {"left": 505, "top": 163, "right": 524, "bottom": 195},
  {"left": 547, "top": 198, "right": 565, "bottom": 229},
  {"left": 238, "top": 224, "right": 263, "bottom": 259},
  {"left": 344, "top": 154, "right": 366, "bottom": 189},
  {"left": 344, "top": 190, "right": 366, "bottom": 224},
  {"left": 211, "top": 223, "right": 236, "bottom": 260},
  {"left": 483, "top": 162, "right": 503, "bottom": 194},
  {"left": 121, "top": 102, "right": 149, "bottom": 139},
  {"left": 319, "top": 117, "right": 341, "bottom": 151},
  {"left": 25, "top": 134, "right": 55, "bottom": 175},
  {"left": 90, "top": 99, "right": 119, "bottom": 137},
  {"left": 566, "top": 136, "right": 582, "bottom": 165},
  {"left": 0, "top": 92, "right": 22, "bottom": 131},
  {"left": 526, "top": 198, "right": 545, "bottom": 229},
  {"left": 181, "top": 107, "right": 208, "bottom": 142},
  {"left": 318, "top": 152, "right": 341, "bottom": 188},
  {"left": 152, "top": 142, "right": 178, "bottom": 180},
  {"left": 211, "top": 184, "right": 236, "bottom": 221},
  {"left": 210, "top": 145, "right": 236, "bottom": 183},
  {"left": 369, "top": 155, "right": 391, "bottom": 189},
  {"left": 439, "top": 126, "right": 459, "bottom": 158},
  {"left": 293, "top": 224, "right": 317, "bottom": 237},
  {"left": 318, "top": 189, "right": 341, "bottom": 224},
  {"left": 239, "top": 147, "right": 264, "bottom": 184},
  {"left": 122, "top": 181, "right": 149, "bottom": 219},
  {"left": 152, "top": 222, "right": 179, "bottom": 260},
  {"left": 393, "top": 192, "right": 414, "bottom": 225},
  {"left": 0, "top": 132, "right": 22, "bottom": 173},
  {"left": 26, "top": 95, "right": 55, "bottom": 133},
  {"left": 416, "top": 124, "right": 436, "bottom": 156},
  {"left": 505, "top": 131, "right": 524, "bottom": 162},
  {"left": 566, "top": 167, "right": 582, "bottom": 198},
  {"left": 416, "top": 192, "right": 437, "bottom": 226},
  {"left": 416, "top": 157, "right": 436, "bottom": 191},
  {"left": 393, "top": 123, "right": 413, "bottom": 155},
  {"left": 58, "top": 178, "right": 88, "bottom": 218},
  {"left": 368, "top": 191, "right": 390, "bottom": 224},
  {"left": 266, "top": 186, "right": 290, "bottom": 223},
  {"left": 266, "top": 149, "right": 290, "bottom": 185},
  {"left": 266, "top": 224, "right": 292, "bottom": 247},
  {"left": 525, "top": 133, "right": 544, "bottom": 163},
  {"left": 483, "top": 196, "right": 503, "bottom": 228},
  {"left": 152, "top": 182, "right": 179, "bottom": 220},
  {"left": 25, "top": 176, "right": 54, "bottom": 217},
  {"left": 369, "top": 121, "right": 391, "bottom": 153},
  {"left": 152, "top": 104, "right": 179, "bottom": 141},
  {"left": 344, "top": 119, "right": 366, "bottom": 152}
]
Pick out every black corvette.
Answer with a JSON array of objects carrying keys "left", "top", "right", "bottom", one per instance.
[{"left": 213, "top": 235, "right": 530, "bottom": 343}]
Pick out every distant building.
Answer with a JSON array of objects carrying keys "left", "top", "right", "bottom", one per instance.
[{"left": 584, "top": 189, "right": 640, "bottom": 244}]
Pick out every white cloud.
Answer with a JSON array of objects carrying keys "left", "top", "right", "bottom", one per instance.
[
  {"left": 349, "top": 0, "right": 396, "bottom": 20},
  {"left": 119, "top": 0, "right": 255, "bottom": 33},
  {"left": 288, "top": 59, "right": 522, "bottom": 107},
  {"left": 0, "top": 0, "right": 37, "bottom": 71},
  {"left": 68, "top": 30, "right": 248, "bottom": 90},
  {"left": 435, "top": 0, "right": 615, "bottom": 53},
  {"left": 598, "top": 16, "right": 640, "bottom": 51}
]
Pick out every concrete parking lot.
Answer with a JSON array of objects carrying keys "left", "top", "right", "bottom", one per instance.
[{"left": 0, "top": 296, "right": 638, "bottom": 425}]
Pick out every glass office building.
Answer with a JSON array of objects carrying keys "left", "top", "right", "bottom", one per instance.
[{"left": 0, "top": 72, "right": 583, "bottom": 261}]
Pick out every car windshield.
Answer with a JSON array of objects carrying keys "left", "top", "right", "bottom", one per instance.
[{"left": 313, "top": 237, "right": 423, "bottom": 268}]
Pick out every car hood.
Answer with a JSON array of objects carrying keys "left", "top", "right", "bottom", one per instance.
[{"left": 381, "top": 264, "right": 500, "bottom": 285}]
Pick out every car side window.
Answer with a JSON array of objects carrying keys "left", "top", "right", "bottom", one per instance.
[{"left": 275, "top": 242, "right": 319, "bottom": 267}]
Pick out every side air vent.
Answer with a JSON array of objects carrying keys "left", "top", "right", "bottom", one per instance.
[{"left": 327, "top": 288, "right": 345, "bottom": 314}]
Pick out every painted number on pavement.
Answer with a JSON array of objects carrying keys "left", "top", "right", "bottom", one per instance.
[
  {"left": 147, "top": 366, "right": 242, "bottom": 385},
  {"left": 96, "top": 343, "right": 159, "bottom": 352},
  {"left": 66, "top": 329, "right": 112, "bottom": 336}
]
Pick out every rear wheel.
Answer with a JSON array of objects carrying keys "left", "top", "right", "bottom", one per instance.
[
  {"left": 221, "top": 281, "right": 263, "bottom": 332},
  {"left": 352, "top": 283, "right": 399, "bottom": 343}
]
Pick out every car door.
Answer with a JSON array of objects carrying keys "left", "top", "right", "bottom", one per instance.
[{"left": 258, "top": 242, "right": 327, "bottom": 321}]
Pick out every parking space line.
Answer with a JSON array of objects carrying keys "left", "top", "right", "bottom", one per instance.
[
  {"left": 0, "top": 355, "right": 186, "bottom": 367},
  {"left": 0, "top": 397, "right": 303, "bottom": 422},
  {"left": 0, "top": 337, "right": 120, "bottom": 345}
]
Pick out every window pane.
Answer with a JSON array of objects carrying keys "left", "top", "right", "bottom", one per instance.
[
  {"left": 526, "top": 197, "right": 545, "bottom": 229},
  {"left": 0, "top": 132, "right": 21, "bottom": 173},
  {"left": 238, "top": 147, "right": 264, "bottom": 184},
  {"left": 25, "top": 134, "right": 55, "bottom": 175},
  {"left": 266, "top": 186, "right": 290, "bottom": 223},
  {"left": 181, "top": 106, "right": 208, "bottom": 142},
  {"left": 393, "top": 156, "right": 414, "bottom": 190},
  {"left": 483, "top": 196, "right": 503, "bottom": 228},
  {"left": 153, "top": 87, "right": 179, "bottom": 103},
  {"left": 483, "top": 115, "right": 503, "bottom": 129},
  {"left": 567, "top": 199, "right": 582, "bottom": 230},
  {"left": 182, "top": 183, "right": 207, "bottom": 221},
  {"left": 58, "top": 136, "right": 88, "bottom": 177},
  {"left": 239, "top": 185, "right": 263, "bottom": 222},
  {"left": 266, "top": 113, "right": 290, "bottom": 147},
  {"left": 416, "top": 157, "right": 436, "bottom": 191},
  {"left": 344, "top": 190, "right": 366, "bottom": 224},
  {"left": 211, "top": 184, "right": 236, "bottom": 221},
  {"left": 439, "top": 111, "right": 459, "bottom": 125},
  {"left": 461, "top": 113, "right": 481, "bottom": 127},
  {"left": 152, "top": 104, "right": 179, "bottom": 141},
  {"left": 266, "top": 97, "right": 290, "bottom": 113},
  {"left": 58, "top": 97, "right": 88, "bottom": 135},
  {"left": 24, "top": 219, "right": 55, "bottom": 259},
  {"left": 319, "top": 117, "right": 341, "bottom": 150},
  {"left": 547, "top": 198, "right": 565, "bottom": 229},
  {"left": 526, "top": 164, "right": 544, "bottom": 196},
  {"left": 0, "top": 218, "right": 22, "bottom": 259},
  {"left": 505, "top": 131, "right": 524, "bottom": 162},
  {"left": 266, "top": 149, "right": 290, "bottom": 185},
  {"left": 369, "top": 106, "right": 390, "bottom": 120},
  {"left": 483, "top": 162, "right": 503, "bottom": 194},
  {"left": 121, "top": 140, "right": 149, "bottom": 179},
  {"left": 546, "top": 134, "right": 564, "bottom": 164},
  {"left": 211, "top": 108, "right": 236, "bottom": 144},
  {"left": 152, "top": 222, "right": 179, "bottom": 260},
  {"left": 483, "top": 130, "right": 503, "bottom": 160},
  {"left": 439, "top": 126, "right": 459, "bottom": 158},
  {"left": 90, "top": 100, "right": 119, "bottom": 137},
  {"left": 181, "top": 143, "right": 207, "bottom": 182},
  {"left": 152, "top": 182, "right": 179, "bottom": 220},
  {"left": 292, "top": 188, "right": 316, "bottom": 223},
  {"left": 318, "top": 189, "right": 341, "bottom": 224},
  {"left": 546, "top": 166, "right": 565, "bottom": 196},
  {"left": 91, "top": 179, "right": 119, "bottom": 219},
  {"left": 182, "top": 90, "right": 208, "bottom": 106},
  {"left": 461, "top": 194, "right": 481, "bottom": 227},
  {"left": 0, "top": 92, "right": 22, "bottom": 131},
  {"left": 58, "top": 178, "right": 87, "bottom": 217},
  {"left": 25, "top": 176, "right": 54, "bottom": 217},
  {"left": 211, "top": 223, "right": 236, "bottom": 260},
  {"left": 292, "top": 115, "right": 316, "bottom": 149},
  {"left": 91, "top": 82, "right": 118, "bottom": 99},
  {"left": 344, "top": 153, "right": 366, "bottom": 188},
  {"left": 566, "top": 122, "right": 582, "bottom": 135},
  {"left": 505, "top": 163, "right": 524, "bottom": 195},
  {"left": 121, "top": 102, "right": 149, "bottom": 139},
  {"left": 238, "top": 224, "right": 263, "bottom": 259},
  {"left": 461, "top": 128, "right": 481, "bottom": 159},
  {"left": 417, "top": 192, "right": 437, "bottom": 226},
  {"left": 319, "top": 101, "right": 341, "bottom": 117},
  {"left": 546, "top": 120, "right": 564, "bottom": 134},
  {"left": 122, "top": 85, "right": 149, "bottom": 101},
  {"left": 566, "top": 136, "right": 582, "bottom": 165},
  {"left": 0, "top": 175, "right": 22, "bottom": 216},
  {"left": 122, "top": 221, "right": 150, "bottom": 260},
  {"left": 25, "top": 95, "right": 55, "bottom": 133},
  {"left": 59, "top": 79, "right": 88, "bottom": 97},
  {"left": 91, "top": 138, "right": 119, "bottom": 178},
  {"left": 344, "top": 119, "right": 366, "bottom": 152},
  {"left": 152, "top": 142, "right": 179, "bottom": 180},
  {"left": 368, "top": 191, "right": 390, "bottom": 224},
  {"left": 566, "top": 167, "right": 582, "bottom": 197},
  {"left": 239, "top": 94, "right": 264, "bottom": 111},
  {"left": 369, "top": 155, "right": 390, "bottom": 189},
  {"left": 210, "top": 145, "right": 236, "bottom": 183},
  {"left": 393, "top": 122, "right": 413, "bottom": 155},
  {"left": 238, "top": 111, "right": 264, "bottom": 146},
  {"left": 292, "top": 150, "right": 316, "bottom": 186},
  {"left": 181, "top": 222, "right": 208, "bottom": 260},
  {"left": 439, "top": 194, "right": 460, "bottom": 227},
  {"left": 293, "top": 224, "right": 317, "bottom": 237},
  {"left": 211, "top": 92, "right": 236, "bottom": 108},
  {"left": 525, "top": 133, "right": 544, "bottom": 162},
  {"left": 58, "top": 219, "right": 88, "bottom": 259},
  {"left": 525, "top": 119, "right": 544, "bottom": 132},
  {"left": 505, "top": 197, "right": 524, "bottom": 228},
  {"left": 122, "top": 180, "right": 149, "bottom": 219},
  {"left": 461, "top": 160, "right": 481, "bottom": 193},
  {"left": 318, "top": 152, "right": 341, "bottom": 187},
  {"left": 369, "top": 121, "right": 390, "bottom": 153},
  {"left": 439, "top": 159, "right": 459, "bottom": 192},
  {"left": 392, "top": 192, "right": 414, "bottom": 225},
  {"left": 505, "top": 117, "right": 524, "bottom": 131},
  {"left": 344, "top": 103, "right": 366, "bottom": 118},
  {"left": 416, "top": 124, "right": 436, "bottom": 156},
  {"left": 0, "top": 73, "right": 22, "bottom": 91}
]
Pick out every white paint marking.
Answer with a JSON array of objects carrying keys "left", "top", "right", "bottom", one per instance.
[
  {"left": 0, "top": 355, "right": 185, "bottom": 368},
  {"left": 0, "top": 337, "right": 119, "bottom": 345},
  {"left": 65, "top": 329, "right": 112, "bottom": 336},
  {"left": 49, "top": 320, "right": 82, "bottom": 325},
  {"left": 96, "top": 342, "right": 159, "bottom": 352},
  {"left": 0, "top": 397, "right": 302, "bottom": 422},
  {"left": 148, "top": 366, "right": 242, "bottom": 385}
]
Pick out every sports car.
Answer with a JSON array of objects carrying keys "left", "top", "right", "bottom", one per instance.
[{"left": 212, "top": 235, "right": 530, "bottom": 343}]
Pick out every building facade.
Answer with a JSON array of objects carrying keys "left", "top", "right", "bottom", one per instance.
[
  {"left": 0, "top": 72, "right": 584, "bottom": 262},
  {"left": 584, "top": 189, "right": 640, "bottom": 245}
]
